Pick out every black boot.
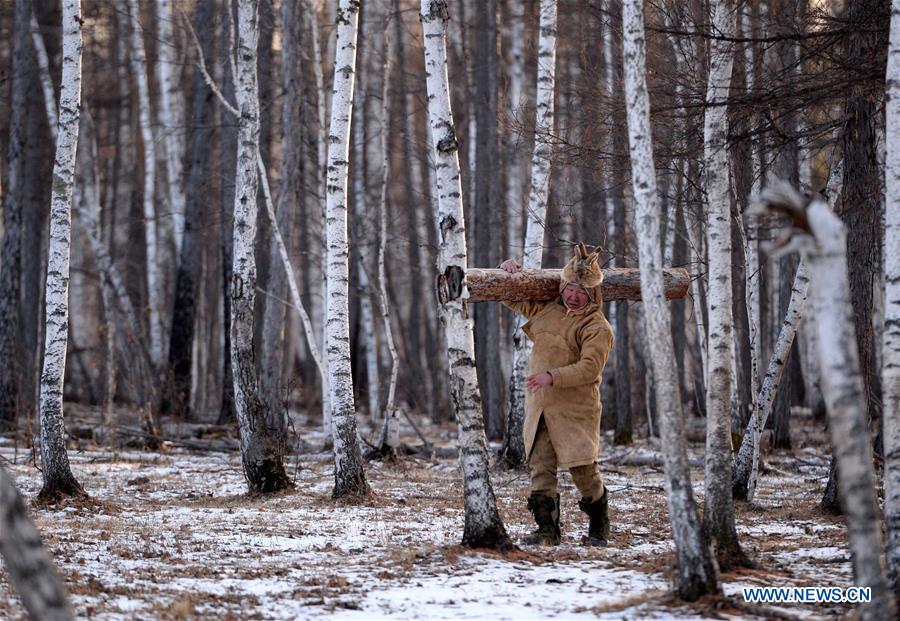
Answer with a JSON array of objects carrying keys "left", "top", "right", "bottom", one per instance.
[
  {"left": 578, "top": 489, "right": 609, "bottom": 547},
  {"left": 523, "top": 492, "right": 561, "bottom": 545}
]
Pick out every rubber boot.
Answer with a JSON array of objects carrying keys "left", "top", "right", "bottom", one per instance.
[
  {"left": 578, "top": 488, "right": 609, "bottom": 547},
  {"left": 523, "top": 492, "right": 561, "bottom": 545}
]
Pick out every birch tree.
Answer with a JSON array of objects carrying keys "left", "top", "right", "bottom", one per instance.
[
  {"left": 374, "top": 5, "right": 401, "bottom": 456},
  {"left": 504, "top": 0, "right": 526, "bottom": 259},
  {"left": 230, "top": 0, "right": 292, "bottom": 493},
  {"left": 883, "top": 0, "right": 900, "bottom": 592},
  {"left": 38, "top": 0, "right": 86, "bottom": 502},
  {"left": 124, "top": 0, "right": 163, "bottom": 370},
  {"left": 733, "top": 262, "right": 809, "bottom": 501},
  {"left": 701, "top": 0, "right": 747, "bottom": 570},
  {"left": 501, "top": 0, "right": 557, "bottom": 469},
  {"left": 421, "top": 0, "right": 512, "bottom": 550},
  {"left": 0, "top": 466, "right": 72, "bottom": 620},
  {"left": 622, "top": 0, "right": 719, "bottom": 600},
  {"left": 156, "top": 0, "right": 185, "bottom": 253},
  {"left": 753, "top": 183, "right": 895, "bottom": 621},
  {"left": 325, "top": 0, "right": 370, "bottom": 498}
]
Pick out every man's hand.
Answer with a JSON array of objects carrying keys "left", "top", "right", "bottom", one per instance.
[
  {"left": 499, "top": 259, "right": 522, "bottom": 274},
  {"left": 525, "top": 371, "right": 554, "bottom": 393}
]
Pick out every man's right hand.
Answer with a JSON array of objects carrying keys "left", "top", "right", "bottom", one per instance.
[{"left": 500, "top": 259, "right": 522, "bottom": 274}]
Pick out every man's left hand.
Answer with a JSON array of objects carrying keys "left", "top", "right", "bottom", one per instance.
[{"left": 525, "top": 372, "right": 554, "bottom": 393}]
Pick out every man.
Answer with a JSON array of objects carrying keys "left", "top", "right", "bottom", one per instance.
[{"left": 500, "top": 244, "right": 615, "bottom": 546}]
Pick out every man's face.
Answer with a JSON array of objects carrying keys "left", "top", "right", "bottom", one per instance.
[{"left": 562, "top": 284, "right": 590, "bottom": 310}]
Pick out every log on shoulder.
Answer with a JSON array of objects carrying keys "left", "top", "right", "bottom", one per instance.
[{"left": 461, "top": 267, "right": 690, "bottom": 302}]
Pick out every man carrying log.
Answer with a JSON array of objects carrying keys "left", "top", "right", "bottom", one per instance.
[{"left": 499, "top": 243, "right": 615, "bottom": 546}]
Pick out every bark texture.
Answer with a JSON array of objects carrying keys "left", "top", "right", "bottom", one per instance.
[
  {"left": 466, "top": 268, "right": 690, "bottom": 302},
  {"left": 38, "top": 0, "right": 87, "bottom": 503},
  {"left": 622, "top": 0, "right": 719, "bottom": 600},
  {"left": 701, "top": 0, "right": 746, "bottom": 571},
  {"left": 0, "top": 466, "right": 73, "bottom": 620},
  {"left": 756, "top": 184, "right": 896, "bottom": 621},
  {"left": 326, "top": 0, "right": 370, "bottom": 498},
  {"left": 231, "top": 0, "right": 291, "bottom": 494},
  {"left": 884, "top": 0, "right": 900, "bottom": 593},
  {"left": 421, "top": 0, "right": 512, "bottom": 551}
]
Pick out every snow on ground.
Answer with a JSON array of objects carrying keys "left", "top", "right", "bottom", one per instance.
[{"left": 0, "top": 409, "right": 862, "bottom": 619}]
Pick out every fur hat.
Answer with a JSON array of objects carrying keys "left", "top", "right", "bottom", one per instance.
[{"left": 560, "top": 243, "right": 604, "bottom": 304}]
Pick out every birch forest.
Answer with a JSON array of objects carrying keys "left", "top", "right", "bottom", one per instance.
[{"left": 1, "top": 0, "right": 899, "bottom": 618}]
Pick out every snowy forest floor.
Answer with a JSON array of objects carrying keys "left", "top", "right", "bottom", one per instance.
[{"left": 0, "top": 406, "right": 859, "bottom": 620}]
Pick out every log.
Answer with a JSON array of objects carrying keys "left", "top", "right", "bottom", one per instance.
[{"left": 461, "top": 267, "right": 690, "bottom": 302}]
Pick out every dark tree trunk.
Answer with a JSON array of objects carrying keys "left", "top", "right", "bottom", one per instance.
[
  {"left": 0, "top": 0, "right": 34, "bottom": 432},
  {"left": 162, "top": 0, "right": 215, "bottom": 420},
  {"left": 473, "top": 0, "right": 504, "bottom": 440},
  {"left": 837, "top": 0, "right": 887, "bottom": 456},
  {"left": 614, "top": 195, "right": 632, "bottom": 444}
]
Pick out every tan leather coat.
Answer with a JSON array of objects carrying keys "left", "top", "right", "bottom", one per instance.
[{"left": 505, "top": 299, "right": 615, "bottom": 468}]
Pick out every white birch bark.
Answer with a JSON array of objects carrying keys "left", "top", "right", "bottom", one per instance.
[
  {"left": 421, "top": 0, "right": 511, "bottom": 550},
  {"left": 755, "top": 184, "right": 896, "bottom": 620},
  {"left": 38, "top": 0, "right": 86, "bottom": 501},
  {"left": 883, "top": 0, "right": 900, "bottom": 591},
  {"left": 376, "top": 17, "right": 400, "bottom": 451},
  {"left": 156, "top": 0, "right": 186, "bottom": 254},
  {"left": 504, "top": 0, "right": 526, "bottom": 259},
  {"left": 30, "top": 12, "right": 57, "bottom": 142},
  {"left": 732, "top": 262, "right": 809, "bottom": 501},
  {"left": 124, "top": 0, "right": 163, "bottom": 369},
  {"left": 325, "top": 0, "right": 369, "bottom": 497},
  {"left": 0, "top": 465, "right": 72, "bottom": 620},
  {"left": 701, "top": 0, "right": 745, "bottom": 568},
  {"left": 503, "top": 0, "right": 556, "bottom": 468},
  {"left": 622, "top": 0, "right": 719, "bottom": 599},
  {"left": 740, "top": 4, "right": 763, "bottom": 453},
  {"left": 230, "top": 0, "right": 291, "bottom": 493}
]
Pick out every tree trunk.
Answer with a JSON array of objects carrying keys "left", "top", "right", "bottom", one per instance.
[
  {"left": 883, "top": 0, "right": 900, "bottom": 593},
  {"left": 375, "top": 11, "right": 401, "bottom": 455},
  {"left": 700, "top": 0, "right": 747, "bottom": 572},
  {"left": 733, "top": 262, "right": 809, "bottom": 502},
  {"left": 156, "top": 0, "right": 186, "bottom": 255},
  {"left": 163, "top": 0, "right": 215, "bottom": 419},
  {"left": 839, "top": 0, "right": 886, "bottom": 455},
  {"left": 473, "top": 0, "right": 504, "bottom": 441},
  {"left": 0, "top": 465, "right": 72, "bottom": 620},
  {"left": 421, "top": 0, "right": 512, "bottom": 551},
  {"left": 622, "top": 0, "right": 719, "bottom": 600},
  {"left": 217, "top": 0, "right": 238, "bottom": 426},
  {"left": 755, "top": 184, "right": 896, "bottom": 621},
  {"left": 325, "top": 0, "right": 370, "bottom": 499},
  {"left": 230, "top": 0, "right": 291, "bottom": 494},
  {"left": 501, "top": 0, "right": 557, "bottom": 469},
  {"left": 0, "top": 0, "right": 33, "bottom": 432},
  {"left": 124, "top": 0, "right": 163, "bottom": 371},
  {"left": 350, "top": 0, "right": 380, "bottom": 421},
  {"left": 260, "top": 0, "right": 303, "bottom": 417},
  {"left": 38, "top": 0, "right": 87, "bottom": 503},
  {"left": 465, "top": 267, "right": 690, "bottom": 302},
  {"left": 503, "top": 0, "right": 527, "bottom": 259}
]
